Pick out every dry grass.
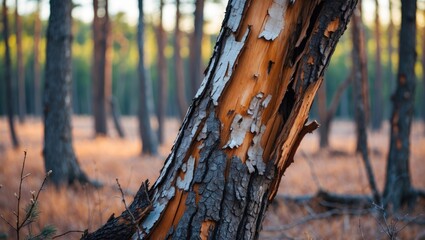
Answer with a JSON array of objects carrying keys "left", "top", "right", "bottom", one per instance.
[{"left": 0, "top": 117, "right": 424, "bottom": 239}]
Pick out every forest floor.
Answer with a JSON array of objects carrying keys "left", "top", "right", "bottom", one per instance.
[{"left": 0, "top": 116, "right": 424, "bottom": 239}]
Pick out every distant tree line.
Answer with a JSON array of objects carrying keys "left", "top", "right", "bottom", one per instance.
[{"left": 1, "top": 2, "right": 424, "bottom": 121}]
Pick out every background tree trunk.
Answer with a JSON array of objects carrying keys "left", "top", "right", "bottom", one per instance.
[
  {"left": 43, "top": 0, "right": 89, "bottom": 186},
  {"left": 383, "top": 0, "right": 416, "bottom": 211},
  {"left": 387, "top": 0, "right": 394, "bottom": 96},
  {"left": 15, "top": 0, "right": 26, "bottom": 123},
  {"left": 317, "top": 75, "right": 351, "bottom": 148},
  {"left": 189, "top": 0, "right": 204, "bottom": 98},
  {"left": 174, "top": 0, "right": 188, "bottom": 120},
  {"left": 2, "top": 0, "right": 20, "bottom": 148},
  {"left": 351, "top": 4, "right": 370, "bottom": 151},
  {"left": 421, "top": 9, "right": 425, "bottom": 125},
  {"left": 155, "top": 0, "right": 168, "bottom": 144},
  {"left": 92, "top": 0, "right": 111, "bottom": 136},
  {"left": 137, "top": 0, "right": 158, "bottom": 155},
  {"left": 33, "top": 0, "right": 41, "bottom": 116},
  {"left": 84, "top": 0, "right": 357, "bottom": 238},
  {"left": 372, "top": 0, "right": 383, "bottom": 130},
  {"left": 351, "top": 5, "right": 380, "bottom": 205}
]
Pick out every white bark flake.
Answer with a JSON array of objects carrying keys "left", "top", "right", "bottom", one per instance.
[{"left": 259, "top": 0, "right": 288, "bottom": 40}]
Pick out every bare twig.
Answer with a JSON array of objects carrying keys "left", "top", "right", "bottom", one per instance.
[
  {"left": 52, "top": 230, "right": 86, "bottom": 239},
  {"left": 300, "top": 150, "right": 321, "bottom": 190},
  {"left": 116, "top": 178, "right": 142, "bottom": 239}
]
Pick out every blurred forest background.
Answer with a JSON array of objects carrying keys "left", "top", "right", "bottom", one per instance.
[
  {"left": 0, "top": 0, "right": 423, "bottom": 121},
  {"left": 1, "top": 0, "right": 425, "bottom": 239}
]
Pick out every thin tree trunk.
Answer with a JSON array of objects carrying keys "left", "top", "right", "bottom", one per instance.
[
  {"left": 372, "top": 0, "right": 383, "bottom": 130},
  {"left": 110, "top": 96, "right": 125, "bottom": 138},
  {"left": 92, "top": 0, "right": 111, "bottom": 136},
  {"left": 33, "top": 0, "right": 41, "bottom": 116},
  {"left": 2, "top": 0, "right": 19, "bottom": 148},
  {"left": 318, "top": 75, "right": 352, "bottom": 148},
  {"left": 387, "top": 0, "right": 394, "bottom": 94},
  {"left": 421, "top": 9, "right": 425, "bottom": 124},
  {"left": 137, "top": 0, "right": 158, "bottom": 155},
  {"left": 155, "top": 0, "right": 168, "bottom": 144},
  {"left": 351, "top": 4, "right": 381, "bottom": 205},
  {"left": 83, "top": 0, "right": 357, "bottom": 238},
  {"left": 43, "top": 0, "right": 89, "bottom": 186},
  {"left": 15, "top": 0, "right": 26, "bottom": 123},
  {"left": 189, "top": 0, "right": 204, "bottom": 97},
  {"left": 383, "top": 0, "right": 416, "bottom": 211},
  {"left": 174, "top": 0, "right": 188, "bottom": 120}
]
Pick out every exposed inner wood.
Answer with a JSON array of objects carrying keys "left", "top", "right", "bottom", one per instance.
[{"left": 127, "top": 0, "right": 357, "bottom": 239}]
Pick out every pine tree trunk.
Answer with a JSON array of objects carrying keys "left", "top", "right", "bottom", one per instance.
[
  {"left": 174, "top": 0, "right": 188, "bottom": 120},
  {"left": 387, "top": 0, "right": 394, "bottom": 95},
  {"left": 15, "top": 0, "right": 26, "bottom": 123},
  {"left": 84, "top": 0, "right": 357, "bottom": 238},
  {"left": 2, "top": 0, "right": 20, "bottom": 148},
  {"left": 33, "top": 0, "right": 41, "bottom": 116},
  {"left": 383, "top": 0, "right": 416, "bottom": 211},
  {"left": 351, "top": 5, "right": 380, "bottom": 205},
  {"left": 155, "top": 0, "right": 168, "bottom": 144},
  {"left": 189, "top": 0, "right": 205, "bottom": 97},
  {"left": 92, "top": 0, "right": 111, "bottom": 136},
  {"left": 421, "top": 9, "right": 425, "bottom": 124},
  {"left": 137, "top": 0, "right": 158, "bottom": 155},
  {"left": 43, "top": 0, "right": 89, "bottom": 186},
  {"left": 372, "top": 0, "right": 383, "bottom": 130}
]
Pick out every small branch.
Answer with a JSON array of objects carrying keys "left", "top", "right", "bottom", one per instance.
[
  {"left": 52, "top": 230, "right": 86, "bottom": 239},
  {"left": 116, "top": 178, "right": 142, "bottom": 239},
  {"left": 0, "top": 214, "right": 16, "bottom": 231}
]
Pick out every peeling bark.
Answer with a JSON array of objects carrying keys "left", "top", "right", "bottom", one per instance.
[{"left": 85, "top": 0, "right": 357, "bottom": 239}]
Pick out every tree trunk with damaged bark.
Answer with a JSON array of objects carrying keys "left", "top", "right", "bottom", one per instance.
[
  {"left": 383, "top": 0, "right": 416, "bottom": 211},
  {"left": 137, "top": 0, "right": 158, "bottom": 155},
  {"left": 92, "top": 0, "right": 112, "bottom": 136},
  {"left": 83, "top": 0, "right": 357, "bottom": 239},
  {"left": 351, "top": 5, "right": 380, "bottom": 205},
  {"left": 43, "top": 0, "right": 89, "bottom": 186},
  {"left": 2, "top": 0, "right": 20, "bottom": 148}
]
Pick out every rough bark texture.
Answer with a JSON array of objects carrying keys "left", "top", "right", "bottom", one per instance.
[
  {"left": 15, "top": 0, "right": 26, "bottom": 123},
  {"left": 92, "top": 0, "right": 112, "bottom": 136},
  {"left": 189, "top": 0, "right": 205, "bottom": 97},
  {"left": 351, "top": 5, "right": 380, "bottom": 205},
  {"left": 2, "top": 0, "right": 20, "bottom": 148},
  {"left": 82, "top": 181, "right": 152, "bottom": 240},
  {"left": 137, "top": 0, "right": 158, "bottom": 155},
  {"left": 85, "top": 0, "right": 357, "bottom": 239},
  {"left": 383, "top": 0, "right": 416, "bottom": 211},
  {"left": 371, "top": 0, "right": 383, "bottom": 130},
  {"left": 33, "top": 0, "right": 41, "bottom": 116},
  {"left": 43, "top": 0, "right": 89, "bottom": 186},
  {"left": 155, "top": 0, "right": 168, "bottom": 144},
  {"left": 174, "top": 0, "right": 188, "bottom": 120}
]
